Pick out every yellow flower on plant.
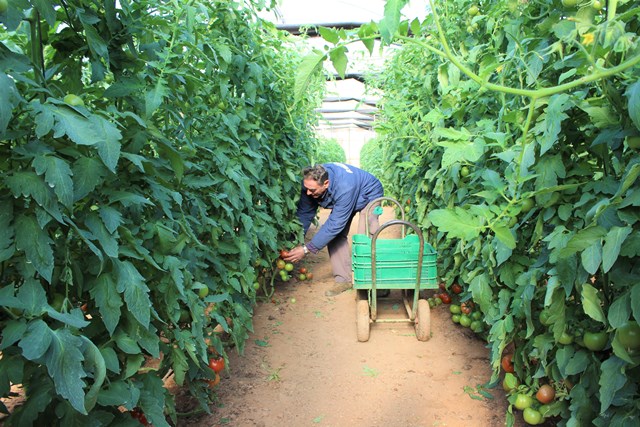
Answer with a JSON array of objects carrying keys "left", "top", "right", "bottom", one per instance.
[
  {"left": 496, "top": 64, "right": 504, "bottom": 73},
  {"left": 582, "top": 33, "right": 595, "bottom": 46}
]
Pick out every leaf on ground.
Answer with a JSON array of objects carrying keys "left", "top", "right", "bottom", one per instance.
[{"left": 254, "top": 339, "right": 270, "bottom": 347}]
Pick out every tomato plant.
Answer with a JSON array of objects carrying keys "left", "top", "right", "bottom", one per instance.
[{"left": 0, "top": 0, "right": 323, "bottom": 424}]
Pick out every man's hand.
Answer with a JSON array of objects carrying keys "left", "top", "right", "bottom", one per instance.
[{"left": 282, "top": 246, "right": 305, "bottom": 263}]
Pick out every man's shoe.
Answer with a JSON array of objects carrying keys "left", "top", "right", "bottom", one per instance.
[{"left": 325, "top": 282, "right": 352, "bottom": 297}]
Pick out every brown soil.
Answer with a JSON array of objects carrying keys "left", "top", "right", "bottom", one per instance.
[{"left": 176, "top": 207, "right": 514, "bottom": 427}]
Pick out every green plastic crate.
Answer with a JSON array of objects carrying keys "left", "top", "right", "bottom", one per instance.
[{"left": 352, "top": 233, "right": 438, "bottom": 290}]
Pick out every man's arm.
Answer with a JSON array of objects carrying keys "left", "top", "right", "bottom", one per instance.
[{"left": 296, "top": 184, "right": 317, "bottom": 235}]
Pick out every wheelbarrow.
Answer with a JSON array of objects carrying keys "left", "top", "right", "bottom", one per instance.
[{"left": 352, "top": 197, "right": 438, "bottom": 342}]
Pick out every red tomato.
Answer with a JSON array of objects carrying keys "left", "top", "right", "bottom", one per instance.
[
  {"left": 438, "top": 282, "right": 447, "bottom": 291},
  {"left": 209, "top": 357, "right": 225, "bottom": 373},
  {"left": 440, "top": 293, "right": 452, "bottom": 304},
  {"left": 279, "top": 249, "right": 289, "bottom": 258},
  {"left": 536, "top": 384, "right": 555, "bottom": 404},
  {"left": 207, "top": 373, "right": 221, "bottom": 389},
  {"left": 306, "top": 272, "right": 313, "bottom": 280},
  {"left": 299, "top": 267, "right": 308, "bottom": 274},
  {"left": 451, "top": 283, "right": 463, "bottom": 294},
  {"left": 501, "top": 354, "right": 515, "bottom": 373}
]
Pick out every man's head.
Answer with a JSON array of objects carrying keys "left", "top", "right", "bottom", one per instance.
[{"left": 302, "top": 165, "right": 329, "bottom": 198}]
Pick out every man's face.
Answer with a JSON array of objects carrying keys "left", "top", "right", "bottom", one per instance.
[{"left": 303, "top": 178, "right": 329, "bottom": 199}]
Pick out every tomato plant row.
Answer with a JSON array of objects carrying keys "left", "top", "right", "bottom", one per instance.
[
  {"left": 0, "top": 0, "right": 321, "bottom": 424},
  {"left": 299, "top": 0, "right": 640, "bottom": 425}
]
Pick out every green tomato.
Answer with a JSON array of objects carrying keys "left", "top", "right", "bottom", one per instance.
[
  {"left": 539, "top": 309, "right": 552, "bottom": 326},
  {"left": 470, "top": 320, "right": 482, "bottom": 332},
  {"left": 252, "top": 282, "right": 261, "bottom": 290},
  {"left": 514, "top": 393, "right": 534, "bottom": 410},
  {"left": 558, "top": 331, "right": 574, "bottom": 345},
  {"left": 460, "top": 166, "right": 470, "bottom": 178},
  {"left": 521, "top": 198, "right": 535, "bottom": 213},
  {"left": 583, "top": 331, "right": 608, "bottom": 351},
  {"left": 0, "top": 0, "right": 8, "bottom": 14},
  {"left": 459, "top": 314, "right": 472, "bottom": 328},
  {"left": 618, "top": 321, "right": 640, "bottom": 350},
  {"left": 627, "top": 136, "right": 640, "bottom": 149},
  {"left": 591, "top": 0, "right": 604, "bottom": 10},
  {"left": 561, "top": 0, "right": 578, "bottom": 7},
  {"left": 471, "top": 311, "right": 482, "bottom": 321},
  {"left": 451, "top": 314, "right": 461, "bottom": 323},
  {"left": 63, "top": 94, "right": 84, "bottom": 107},
  {"left": 198, "top": 286, "right": 210, "bottom": 298},
  {"left": 523, "top": 407, "right": 543, "bottom": 425},
  {"left": 467, "top": 5, "right": 479, "bottom": 16},
  {"left": 449, "top": 304, "right": 461, "bottom": 314}
]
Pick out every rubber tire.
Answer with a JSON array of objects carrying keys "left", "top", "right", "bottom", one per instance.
[
  {"left": 356, "top": 299, "right": 370, "bottom": 342},
  {"left": 415, "top": 299, "right": 431, "bottom": 341}
]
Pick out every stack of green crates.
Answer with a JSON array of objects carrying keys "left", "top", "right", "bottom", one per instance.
[{"left": 352, "top": 233, "right": 438, "bottom": 290}]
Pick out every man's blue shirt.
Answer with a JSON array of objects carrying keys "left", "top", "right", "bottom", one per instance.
[{"left": 297, "top": 163, "right": 383, "bottom": 252}]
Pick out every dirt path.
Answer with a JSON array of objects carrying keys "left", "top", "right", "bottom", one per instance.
[{"left": 179, "top": 207, "right": 512, "bottom": 427}]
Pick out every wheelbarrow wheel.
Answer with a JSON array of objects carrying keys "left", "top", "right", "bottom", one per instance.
[
  {"left": 356, "top": 299, "right": 370, "bottom": 342},
  {"left": 415, "top": 299, "right": 431, "bottom": 341}
]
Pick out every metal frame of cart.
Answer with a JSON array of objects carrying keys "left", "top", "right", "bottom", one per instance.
[{"left": 352, "top": 197, "right": 438, "bottom": 342}]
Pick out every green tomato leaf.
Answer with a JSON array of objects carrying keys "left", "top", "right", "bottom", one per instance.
[
  {"left": 0, "top": 202, "right": 15, "bottom": 262},
  {"left": 19, "top": 319, "right": 53, "bottom": 361},
  {"left": 170, "top": 346, "right": 189, "bottom": 386},
  {"left": 632, "top": 284, "right": 640, "bottom": 324},
  {"left": 115, "top": 261, "right": 151, "bottom": 328},
  {"left": 469, "top": 273, "right": 493, "bottom": 315},
  {"left": 602, "top": 226, "right": 632, "bottom": 273},
  {"left": 625, "top": 80, "right": 640, "bottom": 130},
  {"left": 581, "top": 283, "right": 606, "bottom": 324},
  {"left": 45, "top": 329, "right": 87, "bottom": 415},
  {"left": 318, "top": 26, "right": 339, "bottom": 44},
  {"left": 0, "top": 319, "right": 27, "bottom": 350},
  {"left": 72, "top": 157, "right": 107, "bottom": 202},
  {"left": 0, "top": 72, "right": 20, "bottom": 137},
  {"left": 96, "top": 380, "right": 137, "bottom": 406},
  {"left": 145, "top": 79, "right": 166, "bottom": 119},
  {"left": 608, "top": 293, "right": 631, "bottom": 329},
  {"left": 379, "top": 0, "right": 409, "bottom": 43},
  {"left": 91, "top": 274, "right": 123, "bottom": 336},
  {"left": 15, "top": 215, "right": 54, "bottom": 283},
  {"left": 491, "top": 224, "right": 516, "bottom": 249},
  {"left": 599, "top": 357, "right": 627, "bottom": 414},
  {"left": 328, "top": 46, "right": 348, "bottom": 79},
  {"left": 33, "top": 153, "right": 73, "bottom": 209},
  {"left": 580, "top": 242, "right": 602, "bottom": 275},
  {"left": 294, "top": 49, "right": 326, "bottom": 105},
  {"left": 558, "top": 226, "right": 607, "bottom": 259},
  {"left": 99, "top": 346, "right": 120, "bottom": 374},
  {"left": 428, "top": 208, "right": 484, "bottom": 241},
  {"left": 85, "top": 212, "right": 119, "bottom": 258}
]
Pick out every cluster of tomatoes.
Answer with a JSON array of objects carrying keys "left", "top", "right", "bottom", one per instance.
[
  {"left": 276, "top": 249, "right": 313, "bottom": 282},
  {"left": 501, "top": 352, "right": 568, "bottom": 425},
  {"left": 202, "top": 356, "right": 225, "bottom": 390}
]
